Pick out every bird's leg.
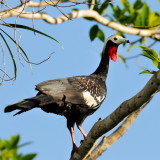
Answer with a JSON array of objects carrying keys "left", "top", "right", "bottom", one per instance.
[
  {"left": 69, "top": 127, "right": 78, "bottom": 155},
  {"left": 77, "top": 125, "right": 87, "bottom": 144},
  {"left": 77, "top": 125, "right": 92, "bottom": 156},
  {"left": 77, "top": 125, "right": 87, "bottom": 139}
]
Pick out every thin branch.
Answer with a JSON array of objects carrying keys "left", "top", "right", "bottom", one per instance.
[
  {"left": 2, "top": 9, "right": 159, "bottom": 41},
  {"left": 0, "top": 41, "right": 6, "bottom": 84},
  {"left": 19, "top": 52, "right": 54, "bottom": 65},
  {"left": 45, "top": 0, "right": 72, "bottom": 20},
  {"left": 130, "top": 37, "right": 143, "bottom": 45},
  {"left": 148, "top": 40, "right": 157, "bottom": 48},
  {"left": 127, "top": 24, "right": 160, "bottom": 29},
  {"left": 89, "top": 0, "right": 95, "bottom": 10},
  {"left": 0, "top": 68, "right": 14, "bottom": 80},
  {"left": 71, "top": 70, "right": 160, "bottom": 160},
  {"left": 0, "top": 1, "right": 159, "bottom": 40}
]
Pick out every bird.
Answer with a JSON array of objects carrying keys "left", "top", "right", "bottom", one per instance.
[{"left": 4, "top": 35, "right": 130, "bottom": 154}]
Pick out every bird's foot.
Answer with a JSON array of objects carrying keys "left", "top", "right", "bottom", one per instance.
[{"left": 71, "top": 145, "right": 78, "bottom": 156}]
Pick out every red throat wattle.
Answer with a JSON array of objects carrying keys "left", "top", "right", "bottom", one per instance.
[{"left": 108, "top": 46, "right": 117, "bottom": 62}]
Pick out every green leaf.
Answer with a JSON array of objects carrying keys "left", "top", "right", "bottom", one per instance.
[
  {"left": 126, "top": 42, "right": 136, "bottom": 54},
  {"left": 153, "top": 60, "right": 160, "bottom": 69},
  {"left": 18, "top": 142, "right": 32, "bottom": 148},
  {"left": 116, "top": 31, "right": 125, "bottom": 38},
  {"left": 120, "top": 0, "right": 132, "bottom": 13},
  {"left": 127, "top": 12, "right": 139, "bottom": 23},
  {"left": 141, "top": 3, "right": 150, "bottom": 26},
  {"left": 89, "top": 25, "right": 98, "bottom": 41},
  {"left": 134, "top": 3, "right": 150, "bottom": 26},
  {"left": 89, "top": 25, "right": 105, "bottom": 42},
  {"left": 97, "top": 28, "right": 105, "bottom": 42},
  {"left": 21, "top": 153, "right": 37, "bottom": 160},
  {"left": 140, "top": 46, "right": 158, "bottom": 60},
  {"left": 149, "top": 12, "right": 160, "bottom": 27},
  {"left": 139, "top": 70, "right": 156, "bottom": 74},
  {"left": 72, "top": 8, "right": 79, "bottom": 11},
  {"left": 9, "top": 135, "right": 20, "bottom": 149},
  {"left": 133, "top": 0, "right": 143, "bottom": 10},
  {"left": 98, "top": 3, "right": 109, "bottom": 15},
  {"left": 0, "top": 139, "right": 7, "bottom": 150},
  {"left": 111, "top": 6, "right": 122, "bottom": 20},
  {"left": 117, "top": 54, "right": 126, "bottom": 64},
  {"left": 0, "top": 23, "right": 62, "bottom": 47},
  {"left": 0, "top": 33, "right": 17, "bottom": 79},
  {"left": 140, "top": 46, "right": 160, "bottom": 69}
]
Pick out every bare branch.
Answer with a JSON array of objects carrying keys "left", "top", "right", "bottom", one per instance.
[
  {"left": 71, "top": 70, "right": 160, "bottom": 160},
  {"left": 0, "top": 41, "right": 6, "bottom": 84},
  {"left": 87, "top": 106, "right": 144, "bottom": 160},
  {"left": 89, "top": 0, "right": 95, "bottom": 10},
  {"left": 0, "top": 68, "right": 14, "bottom": 81},
  {"left": 1, "top": 9, "right": 159, "bottom": 41},
  {"left": 0, "top": 1, "right": 159, "bottom": 41}
]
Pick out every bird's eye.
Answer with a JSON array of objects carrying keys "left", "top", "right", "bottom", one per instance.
[{"left": 114, "top": 37, "right": 117, "bottom": 41}]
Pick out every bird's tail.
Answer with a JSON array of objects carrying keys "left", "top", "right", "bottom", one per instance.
[{"left": 4, "top": 94, "right": 46, "bottom": 116}]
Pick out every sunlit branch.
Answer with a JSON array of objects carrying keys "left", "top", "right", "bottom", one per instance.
[
  {"left": 86, "top": 106, "right": 144, "bottom": 160},
  {"left": 1, "top": 8, "right": 159, "bottom": 41},
  {"left": 71, "top": 70, "right": 160, "bottom": 159}
]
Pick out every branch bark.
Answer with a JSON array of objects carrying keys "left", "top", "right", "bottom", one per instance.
[
  {"left": 70, "top": 70, "right": 160, "bottom": 160},
  {"left": 86, "top": 106, "right": 144, "bottom": 160},
  {"left": 1, "top": 7, "right": 159, "bottom": 40}
]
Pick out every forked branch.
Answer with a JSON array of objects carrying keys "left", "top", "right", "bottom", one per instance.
[
  {"left": 0, "top": 2, "right": 159, "bottom": 40},
  {"left": 86, "top": 106, "right": 144, "bottom": 160},
  {"left": 71, "top": 70, "right": 160, "bottom": 160}
]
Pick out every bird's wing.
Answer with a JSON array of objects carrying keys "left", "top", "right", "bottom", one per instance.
[{"left": 36, "top": 76, "right": 104, "bottom": 107}]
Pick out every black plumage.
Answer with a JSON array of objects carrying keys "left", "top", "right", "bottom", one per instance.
[{"left": 4, "top": 35, "right": 129, "bottom": 154}]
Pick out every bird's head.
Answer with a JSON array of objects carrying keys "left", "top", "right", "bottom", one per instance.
[{"left": 103, "top": 35, "right": 130, "bottom": 62}]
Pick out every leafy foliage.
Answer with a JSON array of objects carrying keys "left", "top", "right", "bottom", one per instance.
[
  {"left": 140, "top": 46, "right": 160, "bottom": 74},
  {"left": 87, "top": 0, "right": 160, "bottom": 62},
  {"left": 139, "top": 70, "right": 156, "bottom": 74},
  {"left": 109, "top": 0, "right": 160, "bottom": 27},
  {"left": 0, "top": 135, "right": 37, "bottom": 160},
  {"left": 89, "top": 25, "right": 105, "bottom": 42},
  {"left": 117, "top": 54, "right": 126, "bottom": 64}
]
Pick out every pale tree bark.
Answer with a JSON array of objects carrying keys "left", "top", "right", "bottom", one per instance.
[
  {"left": 0, "top": 1, "right": 160, "bottom": 40},
  {"left": 70, "top": 70, "right": 160, "bottom": 160}
]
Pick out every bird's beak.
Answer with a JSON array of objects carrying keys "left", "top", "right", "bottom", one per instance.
[
  {"left": 125, "top": 39, "right": 130, "bottom": 43},
  {"left": 118, "top": 38, "right": 130, "bottom": 44}
]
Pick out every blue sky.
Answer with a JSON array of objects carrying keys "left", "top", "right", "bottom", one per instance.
[{"left": 1, "top": 0, "right": 160, "bottom": 159}]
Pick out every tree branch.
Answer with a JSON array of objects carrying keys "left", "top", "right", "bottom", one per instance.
[
  {"left": 70, "top": 70, "right": 160, "bottom": 160},
  {"left": 0, "top": 0, "right": 77, "bottom": 18},
  {"left": 1, "top": 8, "right": 159, "bottom": 40},
  {"left": 86, "top": 105, "right": 145, "bottom": 160}
]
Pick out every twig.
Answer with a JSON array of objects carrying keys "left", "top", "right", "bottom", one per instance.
[
  {"left": 0, "top": 41, "right": 5, "bottom": 84},
  {"left": 126, "top": 24, "right": 160, "bottom": 29},
  {"left": 89, "top": 0, "right": 95, "bottom": 10},
  {"left": 0, "top": 68, "right": 14, "bottom": 80},
  {"left": 3, "top": 9, "right": 159, "bottom": 41},
  {"left": 45, "top": 0, "right": 72, "bottom": 20}
]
